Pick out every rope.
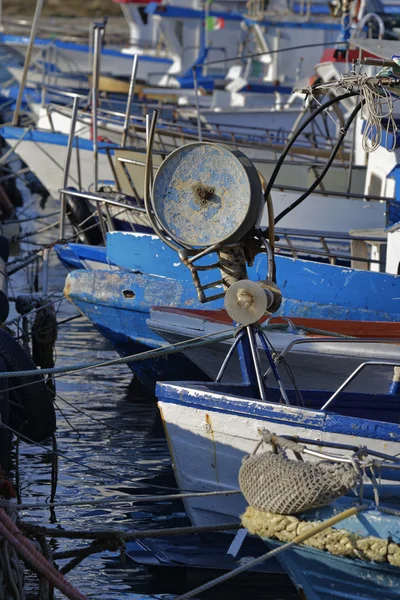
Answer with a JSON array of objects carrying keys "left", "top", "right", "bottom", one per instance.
[
  {"left": 251, "top": 430, "right": 305, "bottom": 456},
  {"left": 5, "top": 289, "right": 64, "bottom": 326},
  {"left": 0, "top": 508, "right": 87, "bottom": 600},
  {"left": 318, "top": 72, "right": 399, "bottom": 153},
  {"left": 175, "top": 504, "right": 368, "bottom": 600},
  {"left": 16, "top": 489, "right": 241, "bottom": 511},
  {"left": 7, "top": 254, "right": 40, "bottom": 276},
  {"left": 360, "top": 81, "right": 398, "bottom": 153},
  {"left": 0, "top": 326, "right": 235, "bottom": 378},
  {"left": 20, "top": 521, "right": 240, "bottom": 542},
  {"left": 242, "top": 505, "right": 399, "bottom": 563},
  {"left": 0, "top": 320, "right": 352, "bottom": 381},
  {"left": 0, "top": 500, "right": 23, "bottom": 600}
]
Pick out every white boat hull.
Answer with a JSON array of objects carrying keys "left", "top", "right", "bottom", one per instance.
[{"left": 158, "top": 383, "right": 400, "bottom": 527}]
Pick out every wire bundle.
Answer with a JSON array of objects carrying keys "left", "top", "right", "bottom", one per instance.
[{"left": 360, "top": 81, "right": 398, "bottom": 153}]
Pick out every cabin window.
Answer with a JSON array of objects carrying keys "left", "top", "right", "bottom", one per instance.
[
  {"left": 138, "top": 7, "right": 148, "bottom": 25},
  {"left": 368, "top": 173, "right": 382, "bottom": 198}
]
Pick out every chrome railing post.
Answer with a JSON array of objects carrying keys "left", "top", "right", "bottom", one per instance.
[
  {"left": 60, "top": 95, "right": 79, "bottom": 240},
  {"left": 91, "top": 21, "right": 108, "bottom": 242},
  {"left": 92, "top": 22, "right": 102, "bottom": 194},
  {"left": 12, "top": 0, "right": 44, "bottom": 126},
  {"left": 121, "top": 55, "right": 138, "bottom": 147}
]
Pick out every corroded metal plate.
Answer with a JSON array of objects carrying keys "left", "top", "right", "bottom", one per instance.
[{"left": 152, "top": 142, "right": 263, "bottom": 248}]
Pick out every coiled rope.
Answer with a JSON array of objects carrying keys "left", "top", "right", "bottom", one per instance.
[
  {"left": 174, "top": 504, "right": 368, "bottom": 600},
  {"left": 0, "top": 500, "right": 23, "bottom": 600},
  {"left": 0, "top": 507, "right": 87, "bottom": 600},
  {"left": 242, "top": 505, "right": 400, "bottom": 565}
]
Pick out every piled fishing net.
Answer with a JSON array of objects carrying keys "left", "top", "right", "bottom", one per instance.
[{"left": 239, "top": 433, "right": 360, "bottom": 514}]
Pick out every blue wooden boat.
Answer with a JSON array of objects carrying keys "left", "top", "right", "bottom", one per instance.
[{"left": 62, "top": 227, "right": 400, "bottom": 392}]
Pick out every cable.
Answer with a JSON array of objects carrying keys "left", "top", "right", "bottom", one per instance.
[
  {"left": 274, "top": 100, "right": 364, "bottom": 225},
  {"left": 200, "top": 41, "right": 342, "bottom": 68},
  {"left": 0, "top": 420, "right": 178, "bottom": 492},
  {"left": 263, "top": 91, "right": 358, "bottom": 209}
]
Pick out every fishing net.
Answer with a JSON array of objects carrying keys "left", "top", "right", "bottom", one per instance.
[{"left": 239, "top": 434, "right": 360, "bottom": 515}]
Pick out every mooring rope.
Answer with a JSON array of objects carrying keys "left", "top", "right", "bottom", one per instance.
[
  {"left": 20, "top": 521, "right": 239, "bottom": 544},
  {"left": 0, "top": 322, "right": 352, "bottom": 380},
  {"left": 5, "top": 289, "right": 65, "bottom": 326},
  {"left": 0, "top": 500, "right": 23, "bottom": 600},
  {"left": 0, "top": 420, "right": 211, "bottom": 493},
  {"left": 53, "top": 391, "right": 125, "bottom": 434},
  {"left": 174, "top": 504, "right": 368, "bottom": 600},
  {"left": 0, "top": 508, "right": 88, "bottom": 600},
  {"left": 16, "top": 489, "right": 241, "bottom": 511}
]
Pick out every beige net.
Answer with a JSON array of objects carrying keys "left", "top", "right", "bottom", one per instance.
[{"left": 239, "top": 440, "right": 360, "bottom": 515}]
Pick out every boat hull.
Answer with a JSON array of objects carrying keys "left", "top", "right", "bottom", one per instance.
[
  {"left": 64, "top": 269, "right": 210, "bottom": 392},
  {"left": 157, "top": 381, "right": 400, "bottom": 527},
  {"left": 265, "top": 534, "right": 400, "bottom": 600},
  {"left": 148, "top": 308, "right": 400, "bottom": 393}
]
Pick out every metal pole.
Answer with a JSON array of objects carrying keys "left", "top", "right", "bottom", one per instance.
[
  {"left": 145, "top": 114, "right": 154, "bottom": 192},
  {"left": 75, "top": 136, "right": 82, "bottom": 192},
  {"left": 121, "top": 55, "right": 139, "bottom": 147},
  {"left": 59, "top": 96, "right": 79, "bottom": 240},
  {"left": 12, "top": 0, "right": 44, "bottom": 126},
  {"left": 204, "top": 0, "right": 209, "bottom": 77},
  {"left": 193, "top": 67, "right": 203, "bottom": 142},
  {"left": 42, "top": 247, "right": 49, "bottom": 296},
  {"left": 91, "top": 23, "right": 107, "bottom": 242},
  {"left": 216, "top": 330, "right": 245, "bottom": 382},
  {"left": 246, "top": 325, "right": 268, "bottom": 402},
  {"left": 92, "top": 23, "right": 102, "bottom": 193}
]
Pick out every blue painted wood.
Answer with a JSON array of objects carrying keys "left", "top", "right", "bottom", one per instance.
[
  {"left": 0, "top": 126, "right": 117, "bottom": 153},
  {"left": 60, "top": 226, "right": 400, "bottom": 392},
  {"left": 155, "top": 381, "right": 400, "bottom": 443},
  {"left": 60, "top": 228, "right": 400, "bottom": 391},
  {"left": 65, "top": 270, "right": 211, "bottom": 392},
  {"left": 0, "top": 33, "right": 173, "bottom": 63},
  {"left": 54, "top": 244, "right": 115, "bottom": 270},
  {"left": 106, "top": 232, "right": 400, "bottom": 321}
]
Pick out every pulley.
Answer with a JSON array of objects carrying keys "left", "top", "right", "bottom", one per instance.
[{"left": 225, "top": 279, "right": 282, "bottom": 325}]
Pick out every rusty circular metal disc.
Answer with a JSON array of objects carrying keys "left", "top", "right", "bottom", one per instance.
[{"left": 152, "top": 142, "right": 263, "bottom": 248}]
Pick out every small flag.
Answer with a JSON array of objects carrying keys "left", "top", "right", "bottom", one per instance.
[{"left": 206, "top": 16, "right": 225, "bottom": 30}]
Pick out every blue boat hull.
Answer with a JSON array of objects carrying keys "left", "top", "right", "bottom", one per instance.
[
  {"left": 62, "top": 231, "right": 400, "bottom": 392},
  {"left": 260, "top": 501, "right": 400, "bottom": 600},
  {"left": 64, "top": 270, "right": 210, "bottom": 392},
  {"left": 266, "top": 538, "right": 400, "bottom": 600}
]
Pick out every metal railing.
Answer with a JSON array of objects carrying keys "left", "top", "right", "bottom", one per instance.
[
  {"left": 274, "top": 227, "right": 386, "bottom": 268},
  {"left": 322, "top": 360, "right": 400, "bottom": 409}
]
